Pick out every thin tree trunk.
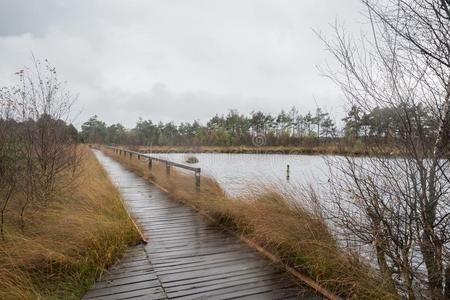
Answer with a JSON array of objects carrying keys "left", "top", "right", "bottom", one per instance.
[
  {"left": 374, "top": 242, "right": 397, "bottom": 293},
  {"left": 445, "top": 264, "right": 450, "bottom": 298}
]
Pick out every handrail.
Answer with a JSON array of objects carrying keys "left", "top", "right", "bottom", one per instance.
[
  {"left": 146, "top": 154, "right": 201, "bottom": 172},
  {"left": 105, "top": 146, "right": 201, "bottom": 191}
]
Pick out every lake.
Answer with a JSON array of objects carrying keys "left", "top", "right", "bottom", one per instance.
[{"left": 146, "top": 152, "right": 332, "bottom": 196}]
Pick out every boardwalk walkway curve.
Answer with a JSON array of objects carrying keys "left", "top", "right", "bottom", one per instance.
[{"left": 83, "top": 150, "right": 321, "bottom": 300}]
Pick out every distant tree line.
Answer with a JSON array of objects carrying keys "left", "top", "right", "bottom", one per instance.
[
  {"left": 80, "top": 104, "right": 440, "bottom": 147},
  {"left": 80, "top": 107, "right": 338, "bottom": 146}
]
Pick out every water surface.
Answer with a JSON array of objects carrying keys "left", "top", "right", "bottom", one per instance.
[{"left": 146, "top": 152, "right": 332, "bottom": 195}]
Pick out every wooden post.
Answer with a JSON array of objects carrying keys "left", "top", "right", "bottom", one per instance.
[
  {"left": 166, "top": 162, "right": 171, "bottom": 176},
  {"left": 148, "top": 158, "right": 152, "bottom": 169},
  {"left": 286, "top": 164, "right": 290, "bottom": 180},
  {"left": 195, "top": 169, "right": 201, "bottom": 192}
]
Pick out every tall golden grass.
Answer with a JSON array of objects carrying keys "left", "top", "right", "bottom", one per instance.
[
  {"left": 130, "top": 144, "right": 359, "bottom": 155},
  {"left": 0, "top": 147, "right": 140, "bottom": 299},
  {"left": 130, "top": 143, "right": 407, "bottom": 157},
  {"left": 104, "top": 148, "right": 399, "bottom": 299}
]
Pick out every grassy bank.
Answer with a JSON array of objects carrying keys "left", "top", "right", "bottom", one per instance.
[
  {"left": 0, "top": 148, "right": 141, "bottom": 299},
  {"left": 103, "top": 147, "right": 398, "bottom": 299},
  {"left": 127, "top": 143, "right": 393, "bottom": 156}
]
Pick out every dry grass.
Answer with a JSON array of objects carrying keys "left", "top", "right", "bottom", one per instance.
[
  {"left": 130, "top": 141, "right": 385, "bottom": 156},
  {"left": 0, "top": 147, "right": 141, "bottom": 299},
  {"left": 131, "top": 144, "right": 354, "bottom": 155},
  {"left": 104, "top": 148, "right": 399, "bottom": 299},
  {"left": 126, "top": 139, "right": 405, "bottom": 157}
]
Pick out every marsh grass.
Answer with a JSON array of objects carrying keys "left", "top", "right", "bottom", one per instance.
[
  {"left": 134, "top": 144, "right": 350, "bottom": 155},
  {"left": 130, "top": 142, "right": 400, "bottom": 156},
  {"left": 104, "top": 148, "right": 398, "bottom": 299},
  {"left": 0, "top": 148, "right": 140, "bottom": 299}
]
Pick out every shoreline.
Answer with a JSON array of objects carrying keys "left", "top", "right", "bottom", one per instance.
[
  {"left": 126, "top": 145, "right": 373, "bottom": 156},
  {"left": 113, "top": 144, "right": 450, "bottom": 158}
]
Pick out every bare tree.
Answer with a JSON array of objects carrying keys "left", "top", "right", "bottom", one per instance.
[
  {"left": 0, "top": 58, "right": 80, "bottom": 236},
  {"left": 321, "top": 0, "right": 450, "bottom": 298}
]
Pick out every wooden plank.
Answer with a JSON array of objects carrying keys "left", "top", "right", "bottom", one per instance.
[
  {"left": 147, "top": 239, "right": 246, "bottom": 253},
  {"left": 91, "top": 273, "right": 159, "bottom": 289},
  {"left": 172, "top": 278, "right": 295, "bottom": 300},
  {"left": 83, "top": 281, "right": 164, "bottom": 298},
  {"left": 166, "top": 275, "right": 295, "bottom": 299},
  {"left": 163, "top": 269, "right": 282, "bottom": 290},
  {"left": 84, "top": 287, "right": 166, "bottom": 300},
  {"left": 155, "top": 258, "right": 270, "bottom": 276},
  {"left": 157, "top": 262, "right": 277, "bottom": 283},
  {"left": 146, "top": 246, "right": 255, "bottom": 262},
  {"left": 107, "top": 264, "right": 154, "bottom": 276},
  {"left": 101, "top": 269, "right": 156, "bottom": 281},
  {"left": 150, "top": 250, "right": 256, "bottom": 266},
  {"left": 152, "top": 252, "right": 258, "bottom": 269}
]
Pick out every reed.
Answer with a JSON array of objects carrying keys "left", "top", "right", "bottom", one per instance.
[
  {"left": 103, "top": 147, "right": 398, "bottom": 299},
  {"left": 129, "top": 143, "right": 402, "bottom": 157},
  {"left": 0, "top": 147, "right": 140, "bottom": 299}
]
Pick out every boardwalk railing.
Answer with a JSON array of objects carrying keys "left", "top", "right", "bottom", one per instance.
[{"left": 105, "top": 146, "right": 201, "bottom": 191}]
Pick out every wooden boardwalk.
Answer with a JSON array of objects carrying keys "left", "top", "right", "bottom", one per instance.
[{"left": 84, "top": 151, "right": 321, "bottom": 300}]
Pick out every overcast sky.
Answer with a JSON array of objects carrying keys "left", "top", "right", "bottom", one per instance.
[{"left": 0, "top": 0, "right": 365, "bottom": 128}]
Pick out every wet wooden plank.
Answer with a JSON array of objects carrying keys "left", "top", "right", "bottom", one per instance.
[
  {"left": 84, "top": 286, "right": 166, "bottom": 300},
  {"left": 172, "top": 279, "right": 296, "bottom": 300},
  {"left": 83, "top": 151, "right": 321, "bottom": 299}
]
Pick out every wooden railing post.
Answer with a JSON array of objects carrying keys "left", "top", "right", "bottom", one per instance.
[
  {"left": 195, "top": 169, "right": 201, "bottom": 192},
  {"left": 166, "top": 162, "right": 171, "bottom": 176}
]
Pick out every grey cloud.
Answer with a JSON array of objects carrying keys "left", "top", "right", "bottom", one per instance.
[
  {"left": 79, "top": 83, "right": 341, "bottom": 129},
  {"left": 0, "top": 0, "right": 364, "bottom": 127}
]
